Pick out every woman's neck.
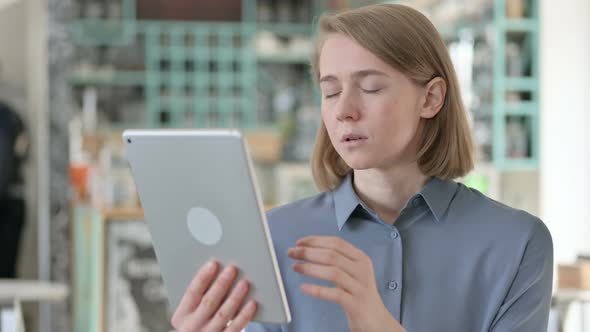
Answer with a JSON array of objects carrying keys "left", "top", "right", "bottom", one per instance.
[{"left": 352, "top": 165, "right": 429, "bottom": 225}]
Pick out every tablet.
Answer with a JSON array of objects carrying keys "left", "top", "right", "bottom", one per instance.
[{"left": 123, "top": 129, "right": 291, "bottom": 324}]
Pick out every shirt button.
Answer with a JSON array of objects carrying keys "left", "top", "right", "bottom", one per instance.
[
  {"left": 412, "top": 198, "right": 421, "bottom": 207},
  {"left": 389, "top": 231, "right": 399, "bottom": 239},
  {"left": 388, "top": 280, "right": 398, "bottom": 290}
]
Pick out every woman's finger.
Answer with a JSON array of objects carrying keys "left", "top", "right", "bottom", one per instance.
[
  {"left": 288, "top": 247, "right": 357, "bottom": 280},
  {"left": 171, "top": 260, "right": 219, "bottom": 327},
  {"left": 207, "top": 279, "right": 251, "bottom": 331},
  {"left": 293, "top": 262, "right": 359, "bottom": 294},
  {"left": 296, "top": 236, "right": 366, "bottom": 261},
  {"left": 190, "top": 265, "right": 239, "bottom": 325},
  {"left": 225, "top": 300, "right": 257, "bottom": 332},
  {"left": 300, "top": 283, "right": 352, "bottom": 309}
]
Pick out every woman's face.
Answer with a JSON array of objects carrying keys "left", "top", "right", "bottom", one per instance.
[{"left": 318, "top": 34, "right": 428, "bottom": 171}]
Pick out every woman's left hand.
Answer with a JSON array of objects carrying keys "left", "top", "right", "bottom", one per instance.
[{"left": 288, "top": 236, "right": 406, "bottom": 332}]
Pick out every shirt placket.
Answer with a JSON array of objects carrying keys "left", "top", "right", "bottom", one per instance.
[{"left": 386, "top": 222, "right": 403, "bottom": 321}]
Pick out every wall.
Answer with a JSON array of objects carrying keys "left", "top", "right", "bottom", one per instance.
[
  {"left": 540, "top": 0, "right": 590, "bottom": 267},
  {"left": 0, "top": 0, "right": 40, "bottom": 282},
  {"left": 540, "top": 0, "right": 590, "bottom": 330},
  {"left": 0, "top": 0, "right": 37, "bottom": 281},
  {"left": 0, "top": 1, "right": 27, "bottom": 86},
  {"left": 27, "top": 0, "right": 49, "bottom": 330},
  {"left": 1, "top": 1, "right": 42, "bottom": 331}
]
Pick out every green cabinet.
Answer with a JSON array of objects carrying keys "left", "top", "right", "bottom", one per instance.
[{"left": 493, "top": 0, "right": 539, "bottom": 169}]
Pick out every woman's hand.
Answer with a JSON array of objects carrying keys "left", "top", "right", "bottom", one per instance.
[
  {"left": 288, "top": 236, "right": 406, "bottom": 332},
  {"left": 171, "top": 261, "right": 257, "bottom": 332}
]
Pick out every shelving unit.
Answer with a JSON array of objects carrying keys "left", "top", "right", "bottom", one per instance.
[
  {"left": 70, "top": 70, "right": 145, "bottom": 86},
  {"left": 140, "top": 22, "right": 257, "bottom": 128},
  {"left": 256, "top": 53, "right": 311, "bottom": 64},
  {"left": 71, "top": 0, "right": 137, "bottom": 45},
  {"left": 493, "top": 0, "right": 539, "bottom": 170},
  {"left": 70, "top": 0, "right": 260, "bottom": 128},
  {"left": 255, "top": 22, "right": 315, "bottom": 35},
  {"left": 69, "top": 0, "right": 323, "bottom": 134},
  {"left": 68, "top": 0, "right": 540, "bottom": 166}
]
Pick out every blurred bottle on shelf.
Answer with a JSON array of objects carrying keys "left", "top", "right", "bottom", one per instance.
[
  {"left": 293, "top": 0, "right": 311, "bottom": 23},
  {"left": 293, "top": 104, "right": 320, "bottom": 161},
  {"left": 84, "top": 1, "right": 104, "bottom": 19},
  {"left": 69, "top": 116, "right": 90, "bottom": 202},
  {"left": 505, "top": 117, "right": 528, "bottom": 158},
  {"left": 273, "top": 85, "right": 297, "bottom": 146},
  {"left": 257, "top": 0, "right": 272, "bottom": 22},
  {"left": 107, "top": 1, "right": 122, "bottom": 19},
  {"left": 506, "top": 42, "right": 525, "bottom": 77},
  {"left": 276, "top": 0, "right": 292, "bottom": 23},
  {"left": 506, "top": 0, "right": 527, "bottom": 18},
  {"left": 82, "top": 87, "right": 98, "bottom": 134}
]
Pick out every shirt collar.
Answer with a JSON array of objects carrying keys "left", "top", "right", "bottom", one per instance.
[
  {"left": 331, "top": 173, "right": 458, "bottom": 230},
  {"left": 332, "top": 174, "right": 361, "bottom": 231},
  {"left": 418, "top": 177, "right": 458, "bottom": 222}
]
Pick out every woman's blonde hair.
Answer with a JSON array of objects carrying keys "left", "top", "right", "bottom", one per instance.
[{"left": 310, "top": 3, "right": 474, "bottom": 192}]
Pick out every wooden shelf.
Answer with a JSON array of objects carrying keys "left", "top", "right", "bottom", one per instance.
[
  {"left": 69, "top": 71, "right": 145, "bottom": 86},
  {"left": 256, "top": 23, "right": 313, "bottom": 36},
  {"left": 100, "top": 205, "right": 275, "bottom": 221},
  {"left": 102, "top": 207, "right": 144, "bottom": 220},
  {"left": 257, "top": 53, "right": 310, "bottom": 64}
]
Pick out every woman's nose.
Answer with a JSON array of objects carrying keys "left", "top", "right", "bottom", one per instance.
[{"left": 335, "top": 92, "right": 361, "bottom": 122}]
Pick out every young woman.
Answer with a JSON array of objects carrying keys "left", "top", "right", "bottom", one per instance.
[{"left": 171, "top": 4, "right": 553, "bottom": 332}]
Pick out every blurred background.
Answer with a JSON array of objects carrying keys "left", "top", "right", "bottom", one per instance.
[{"left": 0, "top": 0, "right": 588, "bottom": 331}]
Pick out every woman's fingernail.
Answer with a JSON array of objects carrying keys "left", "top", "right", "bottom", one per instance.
[
  {"left": 248, "top": 300, "right": 257, "bottom": 309},
  {"left": 206, "top": 261, "right": 216, "bottom": 271},
  {"left": 239, "top": 279, "right": 249, "bottom": 290},
  {"left": 224, "top": 265, "right": 237, "bottom": 276}
]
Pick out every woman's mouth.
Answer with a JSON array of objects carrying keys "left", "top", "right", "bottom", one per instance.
[{"left": 341, "top": 133, "right": 368, "bottom": 146}]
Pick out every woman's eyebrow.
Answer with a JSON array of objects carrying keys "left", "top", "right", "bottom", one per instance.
[
  {"left": 319, "top": 75, "right": 338, "bottom": 83},
  {"left": 319, "top": 69, "right": 389, "bottom": 83},
  {"left": 351, "top": 69, "right": 389, "bottom": 80}
]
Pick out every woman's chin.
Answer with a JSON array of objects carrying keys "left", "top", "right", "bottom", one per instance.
[{"left": 342, "top": 157, "right": 377, "bottom": 170}]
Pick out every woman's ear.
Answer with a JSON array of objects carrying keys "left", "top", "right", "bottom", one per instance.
[{"left": 419, "top": 77, "right": 447, "bottom": 119}]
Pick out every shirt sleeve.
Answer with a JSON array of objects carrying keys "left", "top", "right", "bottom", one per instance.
[
  {"left": 489, "top": 221, "right": 554, "bottom": 332},
  {"left": 244, "top": 322, "right": 283, "bottom": 332}
]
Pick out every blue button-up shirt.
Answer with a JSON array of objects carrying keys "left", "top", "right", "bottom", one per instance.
[{"left": 246, "top": 174, "right": 553, "bottom": 332}]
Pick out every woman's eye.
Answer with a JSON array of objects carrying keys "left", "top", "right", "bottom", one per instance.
[
  {"left": 362, "top": 88, "right": 381, "bottom": 94},
  {"left": 324, "top": 92, "right": 341, "bottom": 99}
]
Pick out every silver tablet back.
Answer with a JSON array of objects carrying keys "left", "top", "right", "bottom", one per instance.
[{"left": 123, "top": 129, "right": 291, "bottom": 324}]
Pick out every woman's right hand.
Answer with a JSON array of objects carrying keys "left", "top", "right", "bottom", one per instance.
[{"left": 171, "top": 260, "right": 257, "bottom": 332}]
